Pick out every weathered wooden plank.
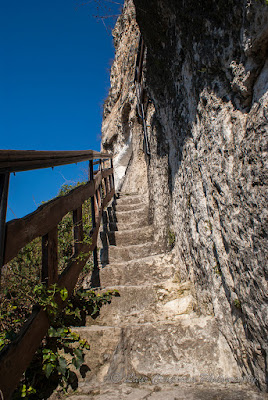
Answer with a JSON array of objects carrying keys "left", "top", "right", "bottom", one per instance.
[
  {"left": 59, "top": 187, "right": 114, "bottom": 293},
  {"left": 42, "top": 227, "right": 58, "bottom": 286},
  {"left": 73, "top": 206, "right": 83, "bottom": 255},
  {"left": 0, "top": 308, "right": 50, "bottom": 400},
  {"left": 97, "top": 186, "right": 102, "bottom": 206},
  {"left": 103, "top": 178, "right": 107, "bottom": 198},
  {"left": 4, "top": 171, "right": 106, "bottom": 265},
  {"left": 0, "top": 187, "right": 115, "bottom": 399},
  {"left": 99, "top": 168, "right": 113, "bottom": 179},
  {"left": 89, "top": 161, "right": 96, "bottom": 231},
  {"left": 0, "top": 173, "right": 9, "bottom": 271},
  {"left": 0, "top": 150, "right": 112, "bottom": 173}
]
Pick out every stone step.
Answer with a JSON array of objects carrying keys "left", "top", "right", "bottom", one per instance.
[
  {"left": 98, "top": 253, "right": 176, "bottom": 287},
  {"left": 62, "top": 381, "right": 268, "bottom": 400},
  {"left": 114, "top": 201, "right": 147, "bottom": 213},
  {"left": 99, "top": 241, "right": 161, "bottom": 264},
  {"left": 86, "top": 282, "right": 194, "bottom": 327},
  {"left": 113, "top": 206, "right": 149, "bottom": 224},
  {"left": 73, "top": 316, "right": 242, "bottom": 388},
  {"left": 100, "top": 226, "right": 154, "bottom": 247},
  {"left": 102, "top": 219, "right": 148, "bottom": 232},
  {"left": 115, "top": 193, "right": 147, "bottom": 206}
]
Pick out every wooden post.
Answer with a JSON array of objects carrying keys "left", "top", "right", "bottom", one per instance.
[
  {"left": 89, "top": 160, "right": 98, "bottom": 273},
  {"left": 42, "top": 227, "right": 58, "bottom": 286},
  {"left": 110, "top": 159, "right": 115, "bottom": 199},
  {"left": 73, "top": 206, "right": 83, "bottom": 255},
  {"left": 89, "top": 161, "right": 96, "bottom": 228},
  {"left": 97, "top": 185, "right": 101, "bottom": 206},
  {"left": 0, "top": 173, "right": 9, "bottom": 277},
  {"left": 103, "top": 177, "right": 107, "bottom": 198}
]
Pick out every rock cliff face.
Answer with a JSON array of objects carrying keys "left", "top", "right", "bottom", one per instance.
[
  {"left": 102, "top": 0, "right": 268, "bottom": 391},
  {"left": 101, "top": 2, "right": 148, "bottom": 194}
]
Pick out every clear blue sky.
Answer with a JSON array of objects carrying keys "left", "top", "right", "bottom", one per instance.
[{"left": 0, "top": 0, "right": 123, "bottom": 220}]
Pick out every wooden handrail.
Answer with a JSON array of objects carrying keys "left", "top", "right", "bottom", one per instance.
[
  {"left": 0, "top": 149, "right": 112, "bottom": 173},
  {"left": 3, "top": 170, "right": 113, "bottom": 265},
  {"left": 0, "top": 151, "right": 114, "bottom": 399}
]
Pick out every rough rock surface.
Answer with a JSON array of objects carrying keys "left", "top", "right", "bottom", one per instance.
[
  {"left": 101, "top": 1, "right": 147, "bottom": 194},
  {"left": 101, "top": 0, "right": 268, "bottom": 392}
]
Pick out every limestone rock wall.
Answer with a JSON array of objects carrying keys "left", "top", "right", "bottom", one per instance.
[
  {"left": 102, "top": 0, "right": 268, "bottom": 391},
  {"left": 101, "top": 0, "right": 147, "bottom": 194},
  {"left": 133, "top": 0, "right": 268, "bottom": 390}
]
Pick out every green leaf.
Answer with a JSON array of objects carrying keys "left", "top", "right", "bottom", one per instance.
[
  {"left": 57, "top": 356, "right": 68, "bottom": 375},
  {"left": 43, "top": 362, "right": 55, "bottom": 378},
  {"left": 60, "top": 288, "right": 68, "bottom": 301},
  {"left": 21, "top": 384, "right": 27, "bottom": 397},
  {"left": 72, "top": 347, "right": 84, "bottom": 369},
  {"left": 72, "top": 356, "right": 83, "bottom": 370},
  {"left": 27, "top": 386, "right": 36, "bottom": 395},
  {"left": 73, "top": 348, "right": 83, "bottom": 359}
]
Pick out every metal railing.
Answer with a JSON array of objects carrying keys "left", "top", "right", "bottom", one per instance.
[{"left": 0, "top": 149, "right": 114, "bottom": 399}]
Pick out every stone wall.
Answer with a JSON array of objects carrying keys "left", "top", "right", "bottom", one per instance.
[
  {"left": 102, "top": 0, "right": 268, "bottom": 391},
  {"left": 133, "top": 0, "right": 268, "bottom": 390}
]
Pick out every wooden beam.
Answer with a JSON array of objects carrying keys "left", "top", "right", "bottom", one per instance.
[
  {"left": 0, "top": 308, "right": 50, "bottom": 400},
  {"left": 0, "top": 150, "right": 112, "bottom": 173},
  {"left": 4, "top": 171, "right": 106, "bottom": 265},
  {"left": 42, "top": 227, "right": 58, "bottom": 286},
  {"left": 0, "top": 173, "right": 9, "bottom": 272}
]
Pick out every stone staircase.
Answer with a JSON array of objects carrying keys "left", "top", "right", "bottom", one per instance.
[{"left": 65, "top": 193, "right": 268, "bottom": 400}]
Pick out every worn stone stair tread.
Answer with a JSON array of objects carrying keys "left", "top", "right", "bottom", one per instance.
[
  {"left": 100, "top": 251, "right": 173, "bottom": 267},
  {"left": 117, "top": 192, "right": 146, "bottom": 199},
  {"left": 103, "top": 220, "right": 150, "bottom": 232},
  {"left": 85, "top": 285, "right": 160, "bottom": 326},
  {"left": 100, "top": 226, "right": 154, "bottom": 247},
  {"left": 115, "top": 204, "right": 148, "bottom": 213},
  {"left": 109, "top": 207, "right": 149, "bottom": 224},
  {"left": 115, "top": 195, "right": 147, "bottom": 206},
  {"left": 82, "top": 252, "right": 173, "bottom": 287},
  {"left": 100, "top": 241, "right": 162, "bottom": 263},
  {"left": 75, "top": 315, "right": 222, "bottom": 333},
  {"left": 72, "top": 317, "right": 243, "bottom": 388},
  {"left": 99, "top": 263, "right": 174, "bottom": 287},
  {"left": 114, "top": 201, "right": 148, "bottom": 212},
  {"left": 61, "top": 381, "right": 268, "bottom": 400},
  {"left": 56, "top": 378, "right": 268, "bottom": 400}
]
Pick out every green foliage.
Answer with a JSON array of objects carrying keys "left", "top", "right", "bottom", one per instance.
[
  {"left": 213, "top": 264, "right": 222, "bottom": 276},
  {"left": 233, "top": 298, "right": 242, "bottom": 310},
  {"left": 168, "top": 230, "right": 176, "bottom": 248},
  {"left": 33, "top": 284, "right": 68, "bottom": 319},
  {"left": 12, "top": 288, "right": 119, "bottom": 398},
  {"left": 0, "top": 238, "right": 42, "bottom": 342}
]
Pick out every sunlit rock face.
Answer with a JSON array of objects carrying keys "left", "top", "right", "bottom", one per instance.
[
  {"left": 102, "top": 0, "right": 268, "bottom": 391},
  {"left": 101, "top": 0, "right": 147, "bottom": 194}
]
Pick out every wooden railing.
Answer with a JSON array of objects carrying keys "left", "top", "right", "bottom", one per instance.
[{"left": 0, "top": 150, "right": 114, "bottom": 399}]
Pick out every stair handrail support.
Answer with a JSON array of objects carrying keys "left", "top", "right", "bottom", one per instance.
[{"left": 0, "top": 149, "right": 114, "bottom": 399}]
